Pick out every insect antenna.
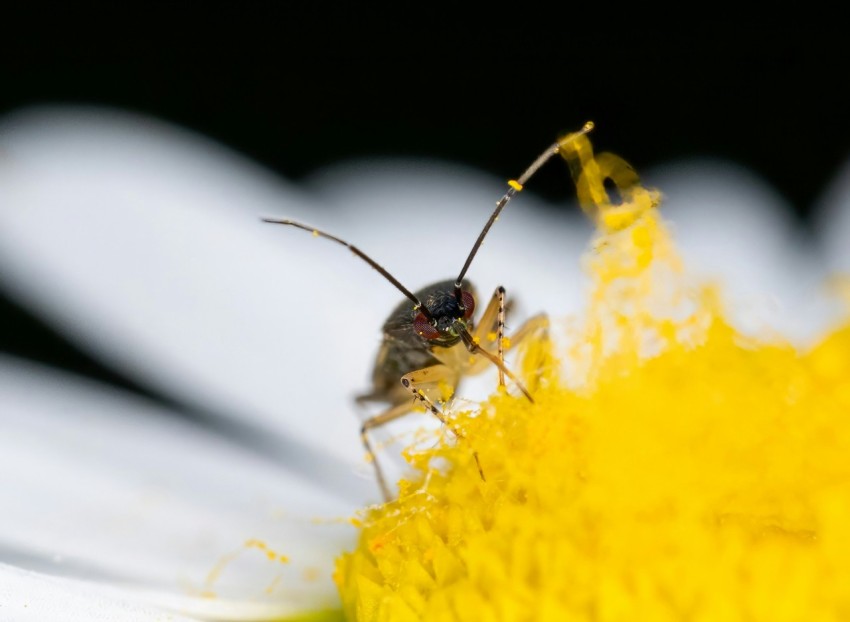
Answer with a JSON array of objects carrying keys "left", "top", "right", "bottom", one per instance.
[
  {"left": 453, "top": 121, "right": 595, "bottom": 304},
  {"left": 262, "top": 218, "right": 435, "bottom": 322}
]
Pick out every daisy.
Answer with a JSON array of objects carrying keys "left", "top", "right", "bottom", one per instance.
[{"left": 0, "top": 107, "right": 848, "bottom": 620}]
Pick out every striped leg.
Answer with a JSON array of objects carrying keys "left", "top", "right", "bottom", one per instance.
[{"left": 400, "top": 368, "right": 486, "bottom": 482}]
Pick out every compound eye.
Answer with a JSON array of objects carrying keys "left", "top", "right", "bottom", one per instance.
[
  {"left": 413, "top": 312, "right": 440, "bottom": 340},
  {"left": 461, "top": 290, "right": 475, "bottom": 319}
]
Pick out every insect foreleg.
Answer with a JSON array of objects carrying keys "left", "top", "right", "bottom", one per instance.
[
  {"left": 361, "top": 364, "right": 460, "bottom": 501},
  {"left": 500, "top": 313, "right": 550, "bottom": 394},
  {"left": 470, "top": 289, "right": 550, "bottom": 395},
  {"left": 400, "top": 368, "right": 486, "bottom": 483},
  {"left": 460, "top": 329, "right": 534, "bottom": 402},
  {"left": 505, "top": 313, "right": 549, "bottom": 347},
  {"left": 472, "top": 286, "right": 508, "bottom": 386}
]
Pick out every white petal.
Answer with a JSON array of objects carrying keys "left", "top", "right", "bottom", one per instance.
[
  {"left": 648, "top": 160, "right": 837, "bottom": 344},
  {"left": 0, "top": 106, "right": 387, "bottom": 494},
  {"left": 0, "top": 107, "right": 588, "bottom": 492},
  {"left": 0, "top": 355, "right": 351, "bottom": 617},
  {"left": 0, "top": 563, "right": 201, "bottom": 622}
]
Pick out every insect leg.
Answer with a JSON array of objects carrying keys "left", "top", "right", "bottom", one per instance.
[
  {"left": 459, "top": 330, "right": 534, "bottom": 402},
  {"left": 361, "top": 402, "right": 414, "bottom": 502},
  {"left": 503, "top": 313, "right": 550, "bottom": 394},
  {"left": 465, "top": 297, "right": 548, "bottom": 397},
  {"left": 505, "top": 313, "right": 549, "bottom": 347},
  {"left": 360, "top": 364, "right": 459, "bottom": 501},
  {"left": 471, "top": 286, "right": 508, "bottom": 387},
  {"left": 472, "top": 290, "right": 547, "bottom": 363},
  {"left": 400, "top": 367, "right": 486, "bottom": 483}
]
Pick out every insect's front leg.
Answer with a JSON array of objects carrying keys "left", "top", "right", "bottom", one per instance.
[
  {"left": 472, "top": 286, "right": 508, "bottom": 386},
  {"left": 506, "top": 313, "right": 549, "bottom": 347},
  {"left": 400, "top": 365, "right": 485, "bottom": 482},
  {"left": 471, "top": 286, "right": 549, "bottom": 395},
  {"left": 360, "top": 364, "right": 461, "bottom": 501},
  {"left": 501, "top": 312, "right": 550, "bottom": 394}
]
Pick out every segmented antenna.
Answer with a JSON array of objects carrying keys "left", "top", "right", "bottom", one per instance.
[
  {"left": 262, "top": 218, "right": 435, "bottom": 322},
  {"left": 454, "top": 121, "right": 595, "bottom": 304}
]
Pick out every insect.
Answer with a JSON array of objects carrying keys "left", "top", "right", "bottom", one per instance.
[{"left": 264, "top": 122, "right": 594, "bottom": 500}]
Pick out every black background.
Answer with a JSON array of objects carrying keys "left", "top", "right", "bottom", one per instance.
[{"left": 0, "top": 10, "right": 845, "bottom": 403}]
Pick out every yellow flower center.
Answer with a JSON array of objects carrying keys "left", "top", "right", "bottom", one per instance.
[{"left": 334, "top": 133, "right": 850, "bottom": 621}]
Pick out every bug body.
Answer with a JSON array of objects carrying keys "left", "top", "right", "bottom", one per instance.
[
  {"left": 360, "top": 279, "right": 477, "bottom": 404},
  {"left": 265, "top": 122, "right": 593, "bottom": 500}
]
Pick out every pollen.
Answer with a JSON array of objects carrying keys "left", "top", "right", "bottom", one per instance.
[
  {"left": 334, "top": 133, "right": 850, "bottom": 621},
  {"left": 244, "top": 539, "right": 289, "bottom": 564},
  {"left": 436, "top": 380, "right": 455, "bottom": 403}
]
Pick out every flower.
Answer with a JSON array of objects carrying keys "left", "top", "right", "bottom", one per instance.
[
  {"left": 0, "top": 107, "right": 848, "bottom": 620},
  {"left": 334, "top": 134, "right": 850, "bottom": 620}
]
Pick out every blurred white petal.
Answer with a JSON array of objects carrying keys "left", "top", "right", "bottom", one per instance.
[
  {"left": 0, "top": 107, "right": 590, "bottom": 488},
  {"left": 0, "top": 106, "right": 845, "bottom": 618},
  {"left": 0, "top": 564, "right": 200, "bottom": 622},
  {"left": 649, "top": 161, "right": 838, "bottom": 344},
  {"left": 0, "top": 107, "right": 382, "bottom": 498},
  {"left": 0, "top": 355, "right": 350, "bottom": 617}
]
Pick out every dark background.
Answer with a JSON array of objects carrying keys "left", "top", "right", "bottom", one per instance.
[{"left": 0, "top": 12, "right": 844, "bottom": 404}]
